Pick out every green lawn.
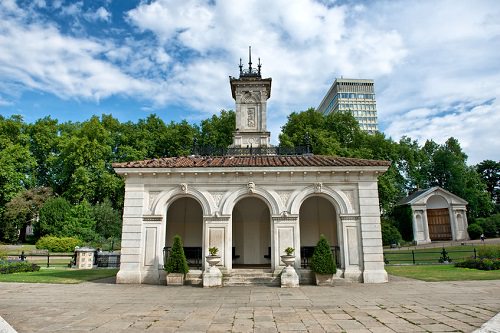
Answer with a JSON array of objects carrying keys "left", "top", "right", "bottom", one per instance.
[
  {"left": 384, "top": 245, "right": 478, "bottom": 264},
  {"left": 386, "top": 264, "right": 500, "bottom": 281},
  {"left": 0, "top": 268, "right": 118, "bottom": 284}
]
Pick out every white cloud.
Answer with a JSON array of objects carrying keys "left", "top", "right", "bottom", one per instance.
[
  {"left": 385, "top": 100, "right": 500, "bottom": 164},
  {"left": 126, "top": 0, "right": 407, "bottom": 119},
  {"left": 84, "top": 7, "right": 111, "bottom": 22},
  {"left": 0, "top": 2, "right": 155, "bottom": 102}
]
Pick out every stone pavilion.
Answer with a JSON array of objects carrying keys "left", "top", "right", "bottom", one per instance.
[{"left": 113, "top": 50, "right": 391, "bottom": 285}]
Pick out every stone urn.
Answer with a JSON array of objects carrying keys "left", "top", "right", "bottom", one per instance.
[
  {"left": 280, "top": 255, "right": 295, "bottom": 268},
  {"left": 206, "top": 255, "right": 221, "bottom": 267}
]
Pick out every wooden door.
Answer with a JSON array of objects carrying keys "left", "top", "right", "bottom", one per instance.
[{"left": 427, "top": 208, "right": 452, "bottom": 241}]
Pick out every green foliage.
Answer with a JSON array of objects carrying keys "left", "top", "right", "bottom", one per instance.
[
  {"left": 35, "top": 236, "right": 82, "bottom": 252},
  {"left": 199, "top": 110, "right": 235, "bottom": 148},
  {"left": 284, "top": 247, "right": 295, "bottom": 255},
  {"left": 476, "top": 160, "right": 500, "bottom": 204},
  {"left": 381, "top": 218, "right": 402, "bottom": 246},
  {"left": 37, "top": 197, "right": 72, "bottom": 238},
  {"left": 92, "top": 199, "right": 122, "bottom": 239},
  {"left": 2, "top": 187, "right": 53, "bottom": 243},
  {"left": 0, "top": 260, "right": 41, "bottom": 274},
  {"left": 208, "top": 247, "right": 218, "bottom": 256},
  {"left": 477, "top": 245, "right": 500, "bottom": 259},
  {"left": 455, "top": 258, "right": 500, "bottom": 271},
  {"left": 165, "top": 235, "right": 189, "bottom": 274},
  {"left": 475, "top": 218, "right": 498, "bottom": 237},
  {"left": 310, "top": 235, "right": 336, "bottom": 274},
  {"left": 467, "top": 223, "right": 483, "bottom": 240},
  {"left": 391, "top": 205, "right": 413, "bottom": 241}
]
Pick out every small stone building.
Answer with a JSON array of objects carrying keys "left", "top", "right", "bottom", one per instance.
[
  {"left": 113, "top": 51, "right": 391, "bottom": 285},
  {"left": 397, "top": 187, "right": 469, "bottom": 244}
]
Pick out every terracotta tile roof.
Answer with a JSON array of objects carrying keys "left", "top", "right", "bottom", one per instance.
[{"left": 113, "top": 155, "right": 391, "bottom": 169}]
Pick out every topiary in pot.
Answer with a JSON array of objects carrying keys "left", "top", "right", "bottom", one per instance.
[
  {"left": 165, "top": 235, "right": 189, "bottom": 285},
  {"left": 310, "top": 234, "right": 336, "bottom": 286}
]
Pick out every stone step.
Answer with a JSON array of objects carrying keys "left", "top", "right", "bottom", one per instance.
[
  {"left": 223, "top": 269, "right": 279, "bottom": 286},
  {"left": 186, "top": 270, "right": 202, "bottom": 286}
]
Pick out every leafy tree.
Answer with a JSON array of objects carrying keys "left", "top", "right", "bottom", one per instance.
[
  {"left": 37, "top": 197, "right": 72, "bottom": 238},
  {"left": 27, "top": 117, "right": 60, "bottom": 187},
  {"left": 199, "top": 110, "right": 235, "bottom": 149},
  {"left": 68, "top": 200, "right": 98, "bottom": 242},
  {"left": 92, "top": 199, "right": 122, "bottom": 239},
  {"left": 2, "top": 187, "right": 53, "bottom": 243},
  {"left": 476, "top": 160, "right": 500, "bottom": 205}
]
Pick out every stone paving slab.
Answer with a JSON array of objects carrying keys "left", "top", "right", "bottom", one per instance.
[{"left": 0, "top": 279, "right": 499, "bottom": 333}]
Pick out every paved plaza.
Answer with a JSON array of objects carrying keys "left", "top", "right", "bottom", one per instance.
[{"left": 0, "top": 277, "right": 499, "bottom": 333}]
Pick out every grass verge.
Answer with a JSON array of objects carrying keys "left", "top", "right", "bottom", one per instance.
[
  {"left": 0, "top": 268, "right": 118, "bottom": 284},
  {"left": 386, "top": 264, "right": 500, "bottom": 282}
]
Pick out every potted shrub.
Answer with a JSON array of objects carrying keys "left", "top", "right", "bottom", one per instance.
[
  {"left": 206, "top": 246, "right": 221, "bottom": 267},
  {"left": 280, "top": 247, "right": 295, "bottom": 267},
  {"left": 164, "top": 235, "right": 189, "bottom": 285},
  {"left": 310, "top": 235, "right": 336, "bottom": 286}
]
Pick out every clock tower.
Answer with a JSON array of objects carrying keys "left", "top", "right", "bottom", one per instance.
[{"left": 229, "top": 47, "right": 272, "bottom": 148}]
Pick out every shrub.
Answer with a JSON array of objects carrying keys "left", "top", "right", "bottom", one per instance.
[
  {"left": 36, "top": 236, "right": 83, "bottom": 253},
  {"left": 164, "top": 235, "right": 189, "bottom": 274},
  {"left": 478, "top": 245, "right": 500, "bottom": 259},
  {"left": 0, "top": 260, "right": 41, "bottom": 274},
  {"left": 467, "top": 223, "right": 483, "bottom": 240},
  {"left": 381, "top": 219, "right": 402, "bottom": 246},
  {"left": 455, "top": 258, "right": 500, "bottom": 271},
  {"left": 476, "top": 218, "right": 497, "bottom": 237},
  {"left": 310, "top": 235, "right": 336, "bottom": 274}
]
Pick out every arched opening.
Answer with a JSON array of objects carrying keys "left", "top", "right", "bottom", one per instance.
[
  {"left": 232, "top": 197, "right": 271, "bottom": 267},
  {"left": 165, "top": 197, "right": 203, "bottom": 268},
  {"left": 299, "top": 196, "right": 339, "bottom": 268},
  {"left": 426, "top": 195, "right": 451, "bottom": 241}
]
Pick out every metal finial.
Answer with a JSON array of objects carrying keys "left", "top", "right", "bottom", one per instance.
[
  {"left": 248, "top": 46, "right": 252, "bottom": 72},
  {"left": 258, "top": 57, "right": 261, "bottom": 75},
  {"left": 239, "top": 58, "right": 243, "bottom": 74}
]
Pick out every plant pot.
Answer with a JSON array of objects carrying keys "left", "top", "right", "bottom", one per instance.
[
  {"left": 166, "top": 272, "right": 185, "bottom": 286},
  {"left": 206, "top": 255, "right": 221, "bottom": 267},
  {"left": 314, "top": 273, "right": 333, "bottom": 286},
  {"left": 280, "top": 255, "right": 295, "bottom": 267}
]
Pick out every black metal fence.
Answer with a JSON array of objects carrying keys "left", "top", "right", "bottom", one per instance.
[
  {"left": 384, "top": 247, "right": 477, "bottom": 265},
  {"left": 192, "top": 145, "right": 311, "bottom": 156},
  {"left": 15, "top": 251, "right": 120, "bottom": 268}
]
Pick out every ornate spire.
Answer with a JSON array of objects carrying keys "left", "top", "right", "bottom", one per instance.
[{"left": 239, "top": 46, "right": 261, "bottom": 78}]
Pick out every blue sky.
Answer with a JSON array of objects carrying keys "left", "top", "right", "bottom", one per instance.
[{"left": 1, "top": 0, "right": 499, "bottom": 164}]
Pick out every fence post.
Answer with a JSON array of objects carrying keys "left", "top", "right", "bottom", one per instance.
[
  {"left": 412, "top": 250, "right": 415, "bottom": 264},
  {"left": 474, "top": 248, "right": 477, "bottom": 259},
  {"left": 47, "top": 252, "right": 50, "bottom": 268}
]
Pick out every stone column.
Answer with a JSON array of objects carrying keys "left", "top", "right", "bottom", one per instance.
[
  {"left": 340, "top": 215, "right": 363, "bottom": 282},
  {"left": 204, "top": 214, "right": 231, "bottom": 272},
  {"left": 116, "top": 182, "right": 145, "bottom": 284},
  {"left": 271, "top": 213, "right": 300, "bottom": 275},
  {"left": 141, "top": 215, "right": 163, "bottom": 284},
  {"left": 358, "top": 180, "right": 388, "bottom": 283}
]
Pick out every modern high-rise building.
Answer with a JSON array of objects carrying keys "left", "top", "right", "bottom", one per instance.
[{"left": 317, "top": 78, "right": 378, "bottom": 133}]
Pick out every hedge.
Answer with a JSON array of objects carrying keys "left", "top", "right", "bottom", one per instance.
[
  {"left": 455, "top": 258, "right": 500, "bottom": 271},
  {"left": 0, "top": 260, "right": 41, "bottom": 274},
  {"left": 36, "top": 236, "right": 83, "bottom": 253}
]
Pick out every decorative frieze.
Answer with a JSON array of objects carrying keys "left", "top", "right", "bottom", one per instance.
[{"left": 142, "top": 215, "right": 162, "bottom": 223}]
